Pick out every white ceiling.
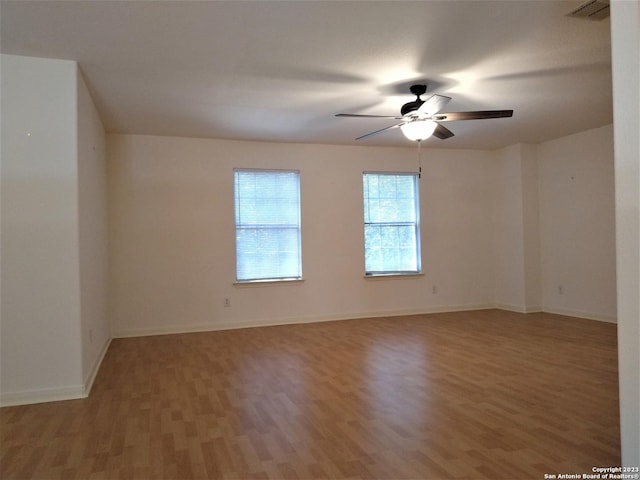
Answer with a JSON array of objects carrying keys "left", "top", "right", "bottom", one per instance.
[{"left": 1, "top": 0, "right": 612, "bottom": 150}]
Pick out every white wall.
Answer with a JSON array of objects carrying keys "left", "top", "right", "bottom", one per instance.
[
  {"left": 0, "top": 55, "right": 109, "bottom": 406},
  {"left": 108, "top": 129, "right": 619, "bottom": 337},
  {"left": 107, "top": 134, "right": 496, "bottom": 337},
  {"left": 493, "top": 145, "right": 523, "bottom": 310},
  {"left": 492, "top": 128, "right": 616, "bottom": 322},
  {"left": 421, "top": 148, "right": 497, "bottom": 308},
  {"left": 492, "top": 144, "right": 541, "bottom": 313},
  {"left": 0, "top": 55, "right": 84, "bottom": 404},
  {"left": 77, "top": 70, "right": 110, "bottom": 392},
  {"left": 538, "top": 125, "right": 617, "bottom": 322},
  {"left": 520, "top": 145, "right": 542, "bottom": 311},
  {"left": 611, "top": 0, "right": 640, "bottom": 467}
]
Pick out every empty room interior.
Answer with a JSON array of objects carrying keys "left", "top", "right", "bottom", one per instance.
[{"left": 1, "top": 1, "right": 638, "bottom": 479}]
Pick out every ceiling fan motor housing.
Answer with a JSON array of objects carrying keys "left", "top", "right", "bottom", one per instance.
[{"left": 401, "top": 84, "right": 428, "bottom": 116}]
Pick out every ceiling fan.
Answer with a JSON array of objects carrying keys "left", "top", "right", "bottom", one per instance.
[{"left": 335, "top": 84, "right": 513, "bottom": 141}]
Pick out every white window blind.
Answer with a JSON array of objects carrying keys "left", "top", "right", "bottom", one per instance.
[
  {"left": 363, "top": 172, "right": 421, "bottom": 275},
  {"left": 234, "top": 169, "right": 302, "bottom": 282}
]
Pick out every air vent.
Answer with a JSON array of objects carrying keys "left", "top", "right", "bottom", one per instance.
[{"left": 567, "top": 0, "right": 610, "bottom": 20}]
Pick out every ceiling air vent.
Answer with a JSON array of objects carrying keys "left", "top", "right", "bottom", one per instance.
[{"left": 567, "top": 0, "right": 610, "bottom": 20}]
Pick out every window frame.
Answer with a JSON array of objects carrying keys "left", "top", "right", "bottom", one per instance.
[
  {"left": 233, "top": 168, "right": 303, "bottom": 283},
  {"left": 362, "top": 171, "right": 422, "bottom": 277}
]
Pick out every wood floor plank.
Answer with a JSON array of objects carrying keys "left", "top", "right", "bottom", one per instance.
[{"left": 1, "top": 310, "right": 620, "bottom": 479}]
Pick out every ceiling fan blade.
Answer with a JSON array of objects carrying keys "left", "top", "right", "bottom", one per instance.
[
  {"left": 355, "top": 122, "right": 405, "bottom": 141},
  {"left": 433, "top": 123, "right": 455, "bottom": 140},
  {"left": 416, "top": 94, "right": 452, "bottom": 116},
  {"left": 336, "top": 113, "right": 404, "bottom": 119},
  {"left": 433, "top": 110, "right": 514, "bottom": 121}
]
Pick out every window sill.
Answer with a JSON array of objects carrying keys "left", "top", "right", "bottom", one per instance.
[
  {"left": 233, "top": 278, "right": 305, "bottom": 287},
  {"left": 364, "top": 272, "right": 424, "bottom": 280}
]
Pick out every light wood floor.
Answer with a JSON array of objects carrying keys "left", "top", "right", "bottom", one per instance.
[{"left": 1, "top": 310, "right": 620, "bottom": 479}]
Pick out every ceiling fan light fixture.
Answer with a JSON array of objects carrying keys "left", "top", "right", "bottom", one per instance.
[
  {"left": 336, "top": 84, "right": 513, "bottom": 141},
  {"left": 401, "top": 119, "right": 437, "bottom": 141}
]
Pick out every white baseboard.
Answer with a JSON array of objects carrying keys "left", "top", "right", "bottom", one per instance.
[
  {"left": 524, "top": 305, "right": 544, "bottom": 314},
  {"left": 112, "top": 303, "right": 496, "bottom": 338},
  {"left": 494, "top": 303, "right": 614, "bottom": 322},
  {"left": 1, "top": 337, "right": 112, "bottom": 408},
  {"left": 495, "top": 303, "right": 543, "bottom": 314},
  {"left": 109, "top": 303, "right": 619, "bottom": 341},
  {"left": 0, "top": 385, "right": 86, "bottom": 408},
  {"left": 83, "top": 337, "right": 112, "bottom": 396},
  {"left": 541, "top": 307, "right": 617, "bottom": 323}
]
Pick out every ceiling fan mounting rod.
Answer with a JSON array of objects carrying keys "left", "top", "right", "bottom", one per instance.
[{"left": 409, "top": 84, "right": 427, "bottom": 98}]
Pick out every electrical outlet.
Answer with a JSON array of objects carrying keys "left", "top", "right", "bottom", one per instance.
[{"left": 224, "top": 297, "right": 231, "bottom": 307}]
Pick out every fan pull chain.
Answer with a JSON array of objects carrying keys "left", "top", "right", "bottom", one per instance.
[{"left": 417, "top": 140, "right": 423, "bottom": 179}]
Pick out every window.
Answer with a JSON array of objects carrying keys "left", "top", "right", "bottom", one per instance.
[
  {"left": 363, "top": 172, "right": 421, "bottom": 275},
  {"left": 234, "top": 169, "right": 302, "bottom": 282}
]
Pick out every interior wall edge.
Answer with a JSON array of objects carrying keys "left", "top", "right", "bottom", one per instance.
[{"left": 82, "top": 337, "right": 112, "bottom": 398}]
